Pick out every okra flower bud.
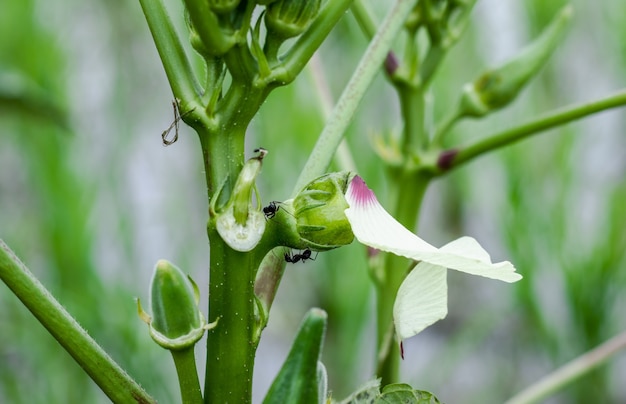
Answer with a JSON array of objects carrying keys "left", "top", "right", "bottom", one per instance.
[
  {"left": 267, "top": 172, "right": 355, "bottom": 251},
  {"left": 458, "top": 5, "right": 572, "bottom": 117},
  {"left": 292, "top": 172, "right": 355, "bottom": 250},
  {"left": 209, "top": 0, "right": 241, "bottom": 14},
  {"left": 215, "top": 149, "right": 266, "bottom": 252},
  {"left": 266, "top": 173, "right": 519, "bottom": 344},
  {"left": 265, "top": 0, "right": 321, "bottom": 39},
  {"left": 138, "top": 260, "right": 210, "bottom": 350}
]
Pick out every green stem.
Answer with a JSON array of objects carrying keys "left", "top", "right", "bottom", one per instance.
[
  {"left": 443, "top": 89, "right": 626, "bottom": 171},
  {"left": 273, "top": 0, "right": 354, "bottom": 84},
  {"left": 350, "top": 0, "right": 378, "bottom": 39},
  {"left": 308, "top": 55, "right": 357, "bottom": 172},
  {"left": 224, "top": 42, "right": 256, "bottom": 83},
  {"left": 0, "top": 240, "right": 156, "bottom": 404},
  {"left": 294, "top": 0, "right": 420, "bottom": 193},
  {"left": 217, "top": 83, "right": 268, "bottom": 139},
  {"left": 198, "top": 124, "right": 259, "bottom": 404},
  {"left": 182, "top": 0, "right": 235, "bottom": 56},
  {"left": 138, "top": 0, "right": 202, "bottom": 102},
  {"left": 419, "top": 43, "right": 446, "bottom": 86},
  {"left": 199, "top": 130, "right": 244, "bottom": 202},
  {"left": 432, "top": 109, "right": 461, "bottom": 146},
  {"left": 420, "top": 0, "right": 477, "bottom": 86},
  {"left": 204, "top": 227, "right": 258, "bottom": 404},
  {"left": 399, "top": 85, "right": 426, "bottom": 153},
  {"left": 171, "top": 348, "right": 203, "bottom": 404},
  {"left": 504, "top": 330, "right": 626, "bottom": 404}
]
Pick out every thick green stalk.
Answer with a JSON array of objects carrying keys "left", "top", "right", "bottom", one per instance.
[
  {"left": 171, "top": 348, "right": 203, "bottom": 404},
  {"left": 0, "top": 240, "right": 156, "bottom": 404},
  {"left": 442, "top": 89, "right": 626, "bottom": 171},
  {"left": 204, "top": 227, "right": 258, "bottom": 404},
  {"left": 294, "top": 0, "right": 419, "bottom": 192},
  {"left": 199, "top": 124, "right": 260, "bottom": 404},
  {"left": 199, "top": 124, "right": 246, "bottom": 200},
  {"left": 138, "top": 0, "right": 202, "bottom": 102}
]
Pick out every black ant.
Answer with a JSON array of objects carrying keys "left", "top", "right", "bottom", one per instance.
[
  {"left": 284, "top": 248, "right": 317, "bottom": 264},
  {"left": 263, "top": 201, "right": 280, "bottom": 219},
  {"left": 262, "top": 201, "right": 294, "bottom": 220},
  {"left": 253, "top": 147, "right": 268, "bottom": 157},
  {"left": 161, "top": 101, "right": 194, "bottom": 146}
]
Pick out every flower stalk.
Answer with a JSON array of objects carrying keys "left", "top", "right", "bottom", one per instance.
[
  {"left": 436, "top": 89, "right": 626, "bottom": 172},
  {"left": 0, "top": 240, "right": 156, "bottom": 404}
]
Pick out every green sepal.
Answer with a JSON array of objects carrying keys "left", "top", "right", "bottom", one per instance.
[
  {"left": 263, "top": 308, "right": 328, "bottom": 404},
  {"left": 250, "top": 11, "right": 272, "bottom": 78},
  {"left": 292, "top": 172, "right": 355, "bottom": 250},
  {"left": 215, "top": 150, "right": 267, "bottom": 251},
  {"left": 263, "top": 172, "right": 356, "bottom": 251}
]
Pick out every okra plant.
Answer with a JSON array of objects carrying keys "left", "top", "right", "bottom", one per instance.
[{"left": 2, "top": 0, "right": 626, "bottom": 403}]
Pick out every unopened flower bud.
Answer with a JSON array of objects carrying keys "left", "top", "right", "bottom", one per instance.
[
  {"left": 458, "top": 5, "right": 572, "bottom": 117},
  {"left": 209, "top": 0, "right": 241, "bottom": 14},
  {"left": 138, "top": 260, "right": 208, "bottom": 350},
  {"left": 265, "top": 0, "right": 321, "bottom": 39},
  {"left": 291, "top": 172, "right": 355, "bottom": 251}
]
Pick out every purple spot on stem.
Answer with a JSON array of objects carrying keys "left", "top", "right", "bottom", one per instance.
[
  {"left": 437, "top": 149, "right": 459, "bottom": 171},
  {"left": 385, "top": 52, "right": 399, "bottom": 76}
]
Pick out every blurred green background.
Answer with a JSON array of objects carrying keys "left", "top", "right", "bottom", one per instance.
[{"left": 1, "top": 0, "right": 625, "bottom": 403}]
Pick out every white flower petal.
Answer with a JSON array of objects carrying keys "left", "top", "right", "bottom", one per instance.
[
  {"left": 393, "top": 262, "right": 448, "bottom": 340},
  {"left": 345, "top": 176, "right": 522, "bottom": 283},
  {"left": 344, "top": 176, "right": 438, "bottom": 254},
  {"left": 437, "top": 236, "right": 520, "bottom": 282}
]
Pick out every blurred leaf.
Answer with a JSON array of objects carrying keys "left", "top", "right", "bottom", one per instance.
[
  {"left": 376, "top": 384, "right": 441, "bottom": 404},
  {"left": 336, "top": 380, "right": 441, "bottom": 404},
  {"left": 263, "top": 308, "right": 328, "bottom": 404},
  {"left": 337, "top": 379, "right": 380, "bottom": 404},
  {"left": 0, "top": 69, "right": 69, "bottom": 131}
]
